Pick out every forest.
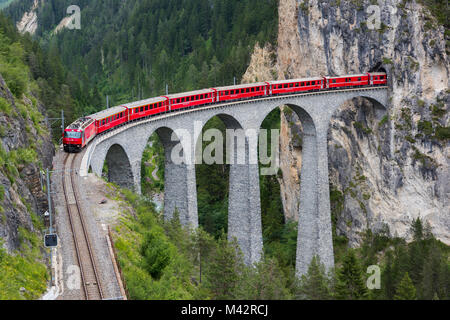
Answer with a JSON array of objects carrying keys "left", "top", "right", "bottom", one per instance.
[{"left": 111, "top": 188, "right": 449, "bottom": 300}]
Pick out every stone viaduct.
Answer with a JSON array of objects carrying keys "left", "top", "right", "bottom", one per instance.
[{"left": 79, "top": 87, "right": 388, "bottom": 277}]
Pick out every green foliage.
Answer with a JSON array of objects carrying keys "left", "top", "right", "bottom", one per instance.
[
  {"left": 5, "top": 0, "right": 278, "bottom": 116},
  {"left": 0, "top": 223, "right": 48, "bottom": 300},
  {"left": 112, "top": 189, "right": 198, "bottom": 299},
  {"left": 141, "top": 133, "right": 165, "bottom": 195},
  {"left": 382, "top": 57, "right": 393, "bottom": 65},
  {"left": 394, "top": 272, "right": 416, "bottom": 300},
  {"left": 417, "top": 0, "right": 450, "bottom": 30},
  {"left": 335, "top": 250, "right": 368, "bottom": 300},
  {"left": 431, "top": 104, "right": 446, "bottom": 117},
  {"left": 412, "top": 147, "right": 436, "bottom": 171},
  {"left": 204, "top": 235, "right": 245, "bottom": 299},
  {"left": 0, "top": 244, "right": 48, "bottom": 300},
  {"left": 140, "top": 229, "right": 174, "bottom": 279},
  {"left": 435, "top": 126, "right": 450, "bottom": 140},
  {"left": 353, "top": 121, "right": 373, "bottom": 134},
  {"left": 236, "top": 257, "right": 293, "bottom": 300},
  {"left": 0, "top": 97, "right": 12, "bottom": 115},
  {"left": 418, "top": 120, "right": 434, "bottom": 136},
  {"left": 298, "top": 256, "right": 333, "bottom": 300},
  {"left": 378, "top": 115, "right": 389, "bottom": 127},
  {"left": 0, "top": 13, "right": 82, "bottom": 139},
  {"left": 196, "top": 116, "right": 229, "bottom": 238}
]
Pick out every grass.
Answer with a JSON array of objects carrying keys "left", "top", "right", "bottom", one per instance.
[
  {"left": 110, "top": 189, "right": 201, "bottom": 300},
  {"left": 0, "top": 97, "right": 13, "bottom": 116},
  {"left": 0, "top": 229, "right": 48, "bottom": 300}
]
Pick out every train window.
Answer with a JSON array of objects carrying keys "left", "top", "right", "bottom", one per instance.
[
  {"left": 295, "top": 83, "right": 299, "bottom": 87},
  {"left": 333, "top": 79, "right": 336, "bottom": 83},
  {"left": 358, "top": 77, "right": 361, "bottom": 81},
  {"left": 307, "top": 82, "right": 310, "bottom": 86},
  {"left": 102, "top": 120, "right": 105, "bottom": 126}
]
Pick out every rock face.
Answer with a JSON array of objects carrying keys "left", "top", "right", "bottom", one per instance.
[
  {"left": 0, "top": 74, "right": 54, "bottom": 252},
  {"left": 16, "top": 0, "right": 39, "bottom": 35},
  {"left": 243, "top": 0, "right": 449, "bottom": 245}
]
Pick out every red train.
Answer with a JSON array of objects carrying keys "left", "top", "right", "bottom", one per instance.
[{"left": 63, "top": 72, "right": 387, "bottom": 152}]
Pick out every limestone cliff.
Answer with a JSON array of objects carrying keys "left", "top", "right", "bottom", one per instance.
[
  {"left": 16, "top": 0, "right": 39, "bottom": 35},
  {"left": 243, "top": 0, "right": 449, "bottom": 245},
  {"left": 0, "top": 74, "right": 54, "bottom": 252}
]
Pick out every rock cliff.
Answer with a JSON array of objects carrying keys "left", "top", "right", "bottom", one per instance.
[
  {"left": 0, "top": 73, "right": 54, "bottom": 252},
  {"left": 243, "top": 0, "right": 449, "bottom": 245}
]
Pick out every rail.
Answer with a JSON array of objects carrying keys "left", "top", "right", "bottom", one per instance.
[{"left": 62, "top": 153, "right": 104, "bottom": 300}]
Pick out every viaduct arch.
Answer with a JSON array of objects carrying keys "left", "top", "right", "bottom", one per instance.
[{"left": 81, "top": 87, "right": 388, "bottom": 276}]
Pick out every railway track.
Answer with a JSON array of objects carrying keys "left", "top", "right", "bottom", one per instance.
[{"left": 62, "top": 153, "right": 103, "bottom": 300}]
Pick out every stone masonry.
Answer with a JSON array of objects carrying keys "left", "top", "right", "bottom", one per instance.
[{"left": 81, "top": 87, "right": 388, "bottom": 276}]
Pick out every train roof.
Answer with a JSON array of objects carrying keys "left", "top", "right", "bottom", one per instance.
[
  {"left": 268, "top": 77, "right": 323, "bottom": 85},
  {"left": 89, "top": 106, "right": 128, "bottom": 121},
  {"left": 123, "top": 96, "right": 167, "bottom": 109},
  {"left": 215, "top": 82, "right": 268, "bottom": 91},
  {"left": 326, "top": 73, "right": 367, "bottom": 78},
  {"left": 66, "top": 117, "right": 94, "bottom": 131},
  {"left": 167, "top": 88, "right": 215, "bottom": 99}
]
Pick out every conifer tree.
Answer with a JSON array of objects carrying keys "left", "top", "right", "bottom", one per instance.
[
  {"left": 204, "top": 234, "right": 244, "bottom": 299},
  {"left": 394, "top": 272, "right": 416, "bottom": 300},
  {"left": 298, "top": 256, "right": 332, "bottom": 300},
  {"left": 335, "top": 250, "right": 368, "bottom": 300}
]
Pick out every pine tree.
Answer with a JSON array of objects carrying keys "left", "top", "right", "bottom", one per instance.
[
  {"left": 394, "top": 272, "right": 416, "bottom": 300},
  {"left": 335, "top": 250, "right": 368, "bottom": 300},
  {"left": 204, "top": 234, "right": 244, "bottom": 299},
  {"left": 298, "top": 256, "right": 332, "bottom": 300}
]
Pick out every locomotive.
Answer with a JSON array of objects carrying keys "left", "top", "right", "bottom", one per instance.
[{"left": 63, "top": 72, "right": 387, "bottom": 152}]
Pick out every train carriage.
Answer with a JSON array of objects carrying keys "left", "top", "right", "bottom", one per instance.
[
  {"left": 126, "top": 96, "right": 168, "bottom": 121},
  {"left": 268, "top": 77, "right": 324, "bottom": 95},
  {"left": 166, "top": 89, "right": 216, "bottom": 111},
  {"left": 215, "top": 82, "right": 268, "bottom": 103},
  {"left": 369, "top": 72, "right": 387, "bottom": 85},
  {"left": 327, "top": 74, "right": 369, "bottom": 89},
  {"left": 91, "top": 106, "right": 129, "bottom": 134}
]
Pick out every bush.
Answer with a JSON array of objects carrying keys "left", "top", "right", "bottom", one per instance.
[
  {"left": 140, "top": 229, "right": 174, "bottom": 279},
  {"left": 435, "top": 126, "right": 450, "bottom": 140},
  {"left": 0, "top": 63, "right": 27, "bottom": 98},
  {"left": 0, "top": 97, "right": 12, "bottom": 115}
]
